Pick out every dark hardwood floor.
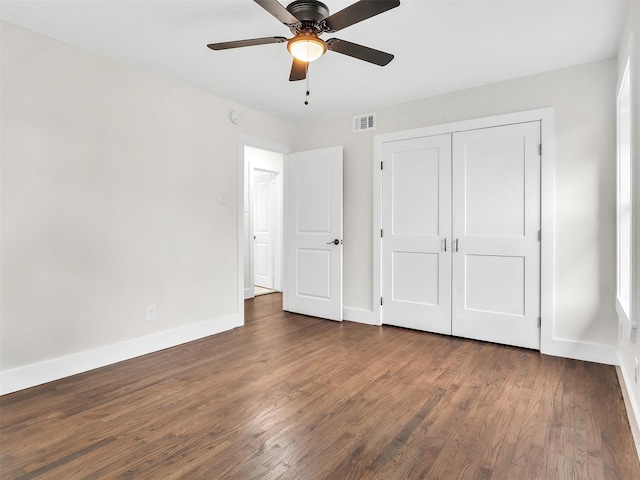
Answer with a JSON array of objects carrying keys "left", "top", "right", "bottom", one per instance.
[{"left": 2, "top": 293, "right": 639, "bottom": 479}]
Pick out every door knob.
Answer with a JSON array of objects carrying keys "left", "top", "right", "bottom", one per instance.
[{"left": 327, "top": 239, "right": 340, "bottom": 245}]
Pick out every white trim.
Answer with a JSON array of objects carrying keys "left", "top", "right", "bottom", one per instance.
[
  {"left": 237, "top": 135, "right": 291, "bottom": 323},
  {"left": 283, "top": 153, "right": 290, "bottom": 311},
  {"left": 0, "top": 314, "right": 240, "bottom": 395},
  {"left": 373, "top": 131, "right": 383, "bottom": 326},
  {"left": 273, "top": 172, "right": 283, "bottom": 292},
  {"left": 343, "top": 307, "right": 375, "bottom": 325},
  {"left": 538, "top": 109, "right": 556, "bottom": 358},
  {"left": 617, "top": 359, "right": 640, "bottom": 461},
  {"left": 541, "top": 338, "right": 618, "bottom": 365},
  {"left": 616, "top": 31, "right": 636, "bottom": 342},
  {"left": 237, "top": 137, "right": 246, "bottom": 322},
  {"left": 374, "top": 108, "right": 564, "bottom": 355},
  {"left": 248, "top": 162, "right": 255, "bottom": 299},
  {"left": 373, "top": 109, "right": 553, "bottom": 145}
]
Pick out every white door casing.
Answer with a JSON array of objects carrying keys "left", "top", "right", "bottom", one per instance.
[
  {"left": 284, "top": 146, "right": 343, "bottom": 321},
  {"left": 452, "top": 122, "right": 541, "bottom": 349},
  {"left": 381, "top": 134, "right": 452, "bottom": 334},
  {"left": 254, "top": 171, "right": 275, "bottom": 289}
]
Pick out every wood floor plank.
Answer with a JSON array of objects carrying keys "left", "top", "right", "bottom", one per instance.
[{"left": 1, "top": 293, "right": 639, "bottom": 479}]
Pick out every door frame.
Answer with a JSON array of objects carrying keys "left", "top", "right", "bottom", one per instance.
[
  {"left": 373, "top": 108, "right": 554, "bottom": 352},
  {"left": 237, "top": 135, "right": 291, "bottom": 324}
]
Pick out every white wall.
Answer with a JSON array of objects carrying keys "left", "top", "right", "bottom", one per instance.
[
  {"left": 1, "top": 18, "right": 622, "bottom": 392},
  {"left": 616, "top": 0, "right": 640, "bottom": 452},
  {"left": 0, "top": 22, "right": 294, "bottom": 389},
  {"left": 294, "top": 58, "right": 618, "bottom": 350}
]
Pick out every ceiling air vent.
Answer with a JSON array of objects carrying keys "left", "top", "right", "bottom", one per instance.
[{"left": 353, "top": 113, "right": 376, "bottom": 133}]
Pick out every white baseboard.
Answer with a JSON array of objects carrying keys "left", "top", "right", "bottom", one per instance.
[
  {"left": 343, "top": 307, "right": 376, "bottom": 325},
  {"left": 0, "top": 314, "right": 241, "bottom": 395},
  {"left": 541, "top": 337, "right": 618, "bottom": 365},
  {"left": 616, "top": 359, "right": 640, "bottom": 461},
  {"left": 244, "top": 287, "right": 252, "bottom": 299}
]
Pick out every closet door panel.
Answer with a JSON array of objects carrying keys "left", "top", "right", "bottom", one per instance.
[
  {"left": 381, "top": 135, "right": 452, "bottom": 334},
  {"left": 452, "top": 122, "right": 541, "bottom": 349}
]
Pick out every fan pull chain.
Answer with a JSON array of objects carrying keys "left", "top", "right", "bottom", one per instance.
[{"left": 305, "top": 64, "right": 310, "bottom": 106}]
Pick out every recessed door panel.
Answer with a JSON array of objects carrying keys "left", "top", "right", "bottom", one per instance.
[
  {"left": 296, "top": 160, "right": 331, "bottom": 233},
  {"left": 392, "top": 148, "right": 440, "bottom": 236},
  {"left": 464, "top": 138, "right": 525, "bottom": 237},
  {"left": 255, "top": 243, "right": 269, "bottom": 277},
  {"left": 392, "top": 252, "right": 439, "bottom": 306},
  {"left": 464, "top": 254, "right": 525, "bottom": 316},
  {"left": 296, "top": 248, "right": 331, "bottom": 299}
]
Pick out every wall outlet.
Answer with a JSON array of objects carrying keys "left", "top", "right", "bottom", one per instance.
[
  {"left": 635, "top": 358, "right": 639, "bottom": 385},
  {"left": 146, "top": 304, "right": 156, "bottom": 321}
]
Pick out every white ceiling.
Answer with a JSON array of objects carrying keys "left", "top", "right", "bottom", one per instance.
[{"left": 0, "top": 0, "right": 629, "bottom": 122}]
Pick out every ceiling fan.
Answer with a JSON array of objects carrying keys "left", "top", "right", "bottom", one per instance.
[{"left": 207, "top": 0, "right": 400, "bottom": 82}]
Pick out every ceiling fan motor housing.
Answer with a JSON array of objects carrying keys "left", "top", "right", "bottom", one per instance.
[{"left": 286, "top": 0, "right": 330, "bottom": 33}]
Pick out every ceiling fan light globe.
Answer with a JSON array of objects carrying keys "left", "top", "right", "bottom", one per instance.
[{"left": 287, "top": 35, "right": 326, "bottom": 62}]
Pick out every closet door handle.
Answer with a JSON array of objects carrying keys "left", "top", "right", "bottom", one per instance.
[
  {"left": 455, "top": 238, "right": 459, "bottom": 252},
  {"left": 443, "top": 238, "right": 447, "bottom": 252}
]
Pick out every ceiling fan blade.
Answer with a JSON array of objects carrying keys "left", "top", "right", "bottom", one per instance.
[
  {"left": 289, "top": 58, "right": 308, "bottom": 81},
  {"left": 254, "top": 0, "right": 300, "bottom": 25},
  {"left": 327, "top": 39, "right": 394, "bottom": 66},
  {"left": 324, "top": 0, "right": 400, "bottom": 33},
  {"left": 207, "top": 36, "right": 287, "bottom": 50}
]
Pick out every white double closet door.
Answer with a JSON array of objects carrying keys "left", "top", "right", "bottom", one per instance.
[{"left": 382, "top": 122, "right": 541, "bottom": 350}]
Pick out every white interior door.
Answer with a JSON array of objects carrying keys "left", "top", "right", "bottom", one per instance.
[
  {"left": 285, "top": 146, "right": 343, "bottom": 321},
  {"left": 452, "top": 122, "right": 541, "bottom": 349},
  {"left": 254, "top": 171, "right": 274, "bottom": 289},
  {"left": 381, "top": 135, "right": 452, "bottom": 334}
]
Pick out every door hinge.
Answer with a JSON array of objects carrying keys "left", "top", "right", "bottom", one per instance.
[
  {"left": 538, "top": 144, "right": 542, "bottom": 156},
  {"left": 538, "top": 230, "right": 542, "bottom": 241},
  {"left": 380, "top": 161, "right": 383, "bottom": 170},
  {"left": 537, "top": 317, "right": 542, "bottom": 328},
  {"left": 381, "top": 229, "right": 383, "bottom": 238},
  {"left": 380, "top": 297, "right": 383, "bottom": 306}
]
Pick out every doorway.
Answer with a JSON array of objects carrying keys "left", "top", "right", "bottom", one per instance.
[
  {"left": 237, "top": 136, "right": 345, "bottom": 325},
  {"left": 244, "top": 145, "right": 284, "bottom": 300}
]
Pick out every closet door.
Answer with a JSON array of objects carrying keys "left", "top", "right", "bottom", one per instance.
[
  {"left": 451, "top": 122, "right": 541, "bottom": 349},
  {"left": 381, "top": 135, "right": 452, "bottom": 334}
]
